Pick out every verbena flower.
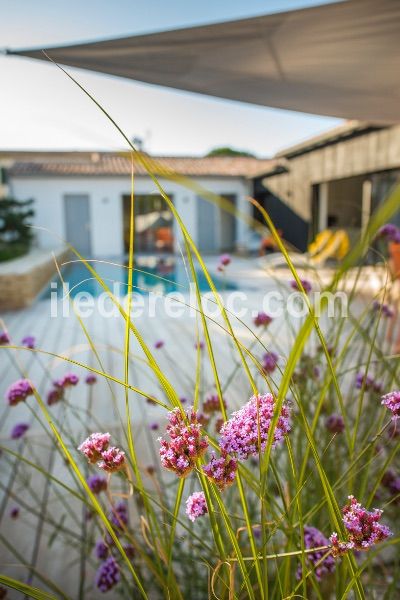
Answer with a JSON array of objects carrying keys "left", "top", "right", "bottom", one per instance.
[
  {"left": 325, "top": 414, "right": 345, "bottom": 434},
  {"left": 378, "top": 223, "right": 400, "bottom": 243},
  {"left": 98, "top": 447, "right": 126, "bottom": 473},
  {"left": 154, "top": 340, "right": 164, "bottom": 349},
  {"left": 194, "top": 341, "right": 205, "bottom": 350},
  {"left": 297, "top": 526, "right": 335, "bottom": 581},
  {"left": 203, "top": 394, "right": 226, "bottom": 414},
  {"left": 87, "top": 474, "right": 108, "bottom": 494},
  {"left": 123, "top": 544, "right": 135, "bottom": 560},
  {"left": 10, "top": 506, "right": 19, "bottom": 519},
  {"left": 11, "top": 422, "right": 29, "bottom": 439},
  {"left": 219, "top": 253, "right": 231, "bottom": 266},
  {"left": 109, "top": 501, "right": 128, "bottom": 531},
  {"left": 158, "top": 407, "right": 208, "bottom": 477},
  {"left": 262, "top": 351, "right": 279, "bottom": 374},
  {"left": 219, "top": 394, "right": 290, "bottom": 460},
  {"left": 381, "top": 469, "right": 400, "bottom": 499},
  {"left": 203, "top": 451, "right": 237, "bottom": 490},
  {"left": 78, "top": 433, "right": 111, "bottom": 464},
  {"left": 6, "top": 379, "right": 34, "bottom": 406},
  {"left": 381, "top": 390, "right": 400, "bottom": 420},
  {"left": 290, "top": 279, "right": 312, "bottom": 293},
  {"left": 95, "top": 556, "right": 120, "bottom": 593},
  {"left": 215, "top": 417, "right": 224, "bottom": 434},
  {"left": 0, "top": 331, "right": 10, "bottom": 345},
  {"left": 253, "top": 311, "right": 272, "bottom": 327},
  {"left": 95, "top": 540, "right": 109, "bottom": 560},
  {"left": 372, "top": 301, "right": 395, "bottom": 318},
  {"left": 54, "top": 372, "right": 79, "bottom": 388},
  {"left": 85, "top": 374, "right": 97, "bottom": 385},
  {"left": 185, "top": 491, "right": 208, "bottom": 522},
  {"left": 329, "top": 496, "right": 392, "bottom": 557},
  {"left": 47, "top": 387, "right": 64, "bottom": 406},
  {"left": 356, "top": 372, "right": 381, "bottom": 393},
  {"left": 21, "top": 335, "right": 36, "bottom": 349},
  {"left": 149, "top": 422, "right": 159, "bottom": 431}
]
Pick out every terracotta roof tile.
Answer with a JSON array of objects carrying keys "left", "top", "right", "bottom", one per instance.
[{"left": 6, "top": 152, "right": 274, "bottom": 178}]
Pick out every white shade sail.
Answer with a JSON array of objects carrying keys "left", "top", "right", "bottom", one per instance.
[{"left": 8, "top": 0, "right": 400, "bottom": 121}]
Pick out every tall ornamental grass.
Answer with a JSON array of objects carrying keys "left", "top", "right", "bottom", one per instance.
[{"left": 0, "top": 67, "right": 399, "bottom": 599}]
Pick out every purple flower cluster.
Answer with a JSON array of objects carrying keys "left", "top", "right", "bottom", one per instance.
[
  {"left": 95, "top": 540, "right": 109, "bottom": 560},
  {"left": 381, "top": 469, "right": 400, "bottom": 499},
  {"left": 381, "top": 390, "right": 400, "bottom": 420},
  {"left": 6, "top": 379, "right": 34, "bottom": 406},
  {"left": 325, "top": 414, "right": 345, "bottom": 434},
  {"left": 185, "top": 491, "right": 208, "bottom": 522},
  {"left": 85, "top": 374, "right": 97, "bottom": 385},
  {"left": 54, "top": 372, "right": 79, "bottom": 388},
  {"left": 109, "top": 501, "right": 129, "bottom": 531},
  {"left": 372, "top": 301, "right": 395, "bottom": 318},
  {"left": 95, "top": 556, "right": 120, "bottom": 593},
  {"left": 0, "top": 330, "right": 10, "bottom": 345},
  {"left": 158, "top": 408, "right": 208, "bottom": 477},
  {"left": 253, "top": 311, "right": 272, "bottom": 327},
  {"left": 47, "top": 387, "right": 64, "bottom": 406},
  {"left": 355, "top": 372, "right": 382, "bottom": 393},
  {"left": 290, "top": 278, "right": 312, "bottom": 294},
  {"left": 87, "top": 474, "right": 108, "bottom": 494},
  {"left": 262, "top": 351, "right": 279, "bottom": 374},
  {"left": 297, "top": 526, "right": 335, "bottom": 581},
  {"left": 203, "top": 394, "right": 226, "bottom": 414},
  {"left": 21, "top": 335, "right": 36, "bottom": 349},
  {"left": 378, "top": 223, "right": 400, "bottom": 243},
  {"left": 203, "top": 451, "right": 237, "bottom": 490},
  {"left": 11, "top": 422, "right": 30, "bottom": 439},
  {"left": 329, "top": 496, "right": 392, "bottom": 557},
  {"left": 219, "top": 394, "right": 291, "bottom": 460}
]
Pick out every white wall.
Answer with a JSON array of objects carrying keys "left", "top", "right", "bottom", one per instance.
[{"left": 10, "top": 175, "right": 253, "bottom": 256}]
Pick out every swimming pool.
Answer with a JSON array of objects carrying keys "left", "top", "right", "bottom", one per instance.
[{"left": 42, "top": 256, "right": 237, "bottom": 298}]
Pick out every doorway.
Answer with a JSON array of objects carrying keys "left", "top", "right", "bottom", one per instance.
[
  {"left": 122, "top": 194, "right": 174, "bottom": 253},
  {"left": 64, "top": 194, "right": 91, "bottom": 255}
]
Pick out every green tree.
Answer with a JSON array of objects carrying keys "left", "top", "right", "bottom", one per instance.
[
  {"left": 0, "top": 197, "right": 34, "bottom": 261},
  {"left": 206, "top": 146, "right": 256, "bottom": 158}
]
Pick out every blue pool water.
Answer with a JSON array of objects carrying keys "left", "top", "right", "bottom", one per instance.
[{"left": 42, "top": 256, "right": 237, "bottom": 298}]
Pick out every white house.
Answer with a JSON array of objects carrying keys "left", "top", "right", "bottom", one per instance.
[{"left": 1, "top": 151, "right": 273, "bottom": 257}]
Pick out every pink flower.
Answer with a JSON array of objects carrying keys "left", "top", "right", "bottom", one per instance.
[
  {"left": 219, "top": 254, "right": 231, "bottom": 266},
  {"left": 329, "top": 496, "right": 392, "bottom": 557},
  {"left": 98, "top": 447, "right": 126, "bottom": 473},
  {"left": 195, "top": 340, "right": 205, "bottom": 350},
  {"left": 381, "top": 390, "right": 400, "bottom": 420},
  {"left": 6, "top": 379, "right": 34, "bottom": 406},
  {"left": 154, "top": 340, "right": 164, "bottom": 349},
  {"left": 203, "top": 394, "right": 226, "bottom": 414},
  {"left": 219, "top": 393, "right": 291, "bottom": 460},
  {"left": 253, "top": 311, "right": 272, "bottom": 327},
  {"left": 186, "top": 492, "right": 208, "bottom": 522},
  {"left": 78, "top": 433, "right": 111, "bottom": 464},
  {"left": 158, "top": 408, "right": 208, "bottom": 477},
  {"left": 203, "top": 451, "right": 238, "bottom": 490},
  {"left": 85, "top": 374, "right": 97, "bottom": 385}
]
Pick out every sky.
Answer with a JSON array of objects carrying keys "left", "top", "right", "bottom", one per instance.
[{"left": 0, "top": 0, "right": 342, "bottom": 157}]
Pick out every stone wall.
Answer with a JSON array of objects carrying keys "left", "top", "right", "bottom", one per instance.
[{"left": 0, "top": 247, "right": 70, "bottom": 311}]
